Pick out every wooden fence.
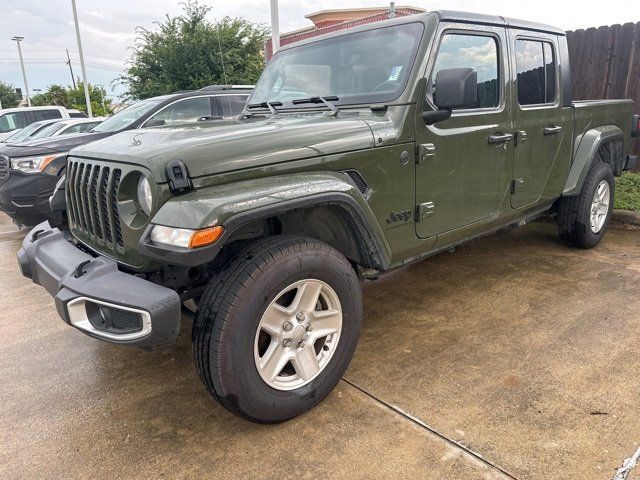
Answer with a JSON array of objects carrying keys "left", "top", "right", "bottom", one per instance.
[{"left": 566, "top": 22, "right": 640, "bottom": 167}]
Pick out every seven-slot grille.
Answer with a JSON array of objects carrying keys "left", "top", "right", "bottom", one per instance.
[
  {"left": 66, "top": 159, "right": 124, "bottom": 248},
  {"left": 0, "top": 155, "right": 9, "bottom": 184}
]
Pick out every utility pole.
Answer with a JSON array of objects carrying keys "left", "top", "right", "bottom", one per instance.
[
  {"left": 11, "top": 36, "right": 31, "bottom": 107},
  {"left": 71, "top": 0, "right": 92, "bottom": 117},
  {"left": 269, "top": 0, "right": 280, "bottom": 55},
  {"left": 66, "top": 49, "right": 76, "bottom": 89}
]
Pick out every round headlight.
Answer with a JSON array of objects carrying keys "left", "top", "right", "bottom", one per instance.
[{"left": 137, "top": 176, "right": 153, "bottom": 216}]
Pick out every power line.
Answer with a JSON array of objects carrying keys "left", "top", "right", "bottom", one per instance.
[{"left": 0, "top": 58, "right": 125, "bottom": 71}]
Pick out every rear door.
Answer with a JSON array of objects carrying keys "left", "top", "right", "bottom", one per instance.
[
  {"left": 415, "top": 24, "right": 513, "bottom": 239},
  {"left": 509, "top": 31, "right": 572, "bottom": 208}
]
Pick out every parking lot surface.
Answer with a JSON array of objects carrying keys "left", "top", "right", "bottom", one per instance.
[{"left": 1, "top": 213, "right": 638, "bottom": 479}]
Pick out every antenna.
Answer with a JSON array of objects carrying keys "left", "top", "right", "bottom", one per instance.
[
  {"left": 214, "top": 19, "right": 232, "bottom": 115},
  {"left": 215, "top": 21, "right": 228, "bottom": 85}
]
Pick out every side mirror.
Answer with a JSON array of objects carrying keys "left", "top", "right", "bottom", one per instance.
[
  {"left": 145, "top": 119, "right": 166, "bottom": 127},
  {"left": 433, "top": 67, "right": 477, "bottom": 110}
]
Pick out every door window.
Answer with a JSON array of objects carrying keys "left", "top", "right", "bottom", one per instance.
[
  {"left": 0, "top": 112, "right": 28, "bottom": 133},
  {"left": 515, "top": 39, "right": 556, "bottom": 105},
  {"left": 60, "top": 123, "right": 88, "bottom": 135},
  {"left": 219, "top": 95, "right": 249, "bottom": 117},
  {"left": 146, "top": 97, "right": 213, "bottom": 126},
  {"left": 431, "top": 33, "right": 500, "bottom": 109},
  {"left": 34, "top": 109, "right": 63, "bottom": 121}
]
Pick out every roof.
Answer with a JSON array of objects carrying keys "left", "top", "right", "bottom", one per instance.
[
  {"left": 197, "top": 85, "right": 254, "bottom": 92},
  {"left": 272, "top": 9, "right": 564, "bottom": 58},
  {"left": 436, "top": 10, "right": 565, "bottom": 35},
  {"left": 0, "top": 106, "right": 66, "bottom": 113}
]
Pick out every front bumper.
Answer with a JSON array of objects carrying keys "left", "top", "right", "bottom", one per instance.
[
  {"left": 17, "top": 221, "right": 181, "bottom": 347},
  {"left": 0, "top": 171, "right": 59, "bottom": 226}
]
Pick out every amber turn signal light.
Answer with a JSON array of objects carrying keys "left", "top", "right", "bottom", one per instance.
[
  {"left": 39, "top": 155, "right": 60, "bottom": 172},
  {"left": 188, "top": 226, "right": 224, "bottom": 248}
]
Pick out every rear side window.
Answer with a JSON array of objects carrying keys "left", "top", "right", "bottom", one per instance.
[
  {"left": 146, "top": 97, "right": 213, "bottom": 126},
  {"left": 515, "top": 39, "right": 556, "bottom": 106},
  {"left": 219, "top": 95, "right": 249, "bottom": 117},
  {"left": 431, "top": 33, "right": 500, "bottom": 109},
  {"left": 34, "top": 109, "right": 63, "bottom": 121},
  {"left": 60, "top": 124, "right": 85, "bottom": 135},
  {"left": 0, "top": 112, "right": 28, "bottom": 133}
]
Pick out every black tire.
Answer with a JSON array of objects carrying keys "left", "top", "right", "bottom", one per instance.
[
  {"left": 557, "top": 161, "right": 615, "bottom": 248},
  {"left": 192, "top": 236, "right": 362, "bottom": 423}
]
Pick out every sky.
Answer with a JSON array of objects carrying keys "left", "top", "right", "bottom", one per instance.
[{"left": 1, "top": 0, "right": 638, "bottom": 102}]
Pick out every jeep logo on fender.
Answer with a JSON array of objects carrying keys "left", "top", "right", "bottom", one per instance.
[{"left": 386, "top": 210, "right": 412, "bottom": 224}]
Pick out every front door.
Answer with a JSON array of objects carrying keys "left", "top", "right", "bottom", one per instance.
[
  {"left": 415, "top": 24, "right": 513, "bottom": 239},
  {"left": 509, "top": 31, "right": 572, "bottom": 208}
]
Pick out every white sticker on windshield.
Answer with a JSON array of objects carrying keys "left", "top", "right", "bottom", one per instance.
[{"left": 388, "top": 66, "right": 403, "bottom": 81}]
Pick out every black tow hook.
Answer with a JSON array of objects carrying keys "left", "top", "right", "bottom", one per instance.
[
  {"left": 31, "top": 229, "right": 53, "bottom": 242},
  {"left": 73, "top": 260, "right": 91, "bottom": 278}
]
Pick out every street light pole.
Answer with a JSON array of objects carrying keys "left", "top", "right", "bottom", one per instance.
[
  {"left": 269, "top": 0, "right": 280, "bottom": 55},
  {"left": 70, "top": 0, "right": 92, "bottom": 117},
  {"left": 11, "top": 36, "right": 31, "bottom": 107}
]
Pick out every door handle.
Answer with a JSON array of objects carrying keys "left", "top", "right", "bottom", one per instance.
[
  {"left": 543, "top": 126, "right": 563, "bottom": 136},
  {"left": 488, "top": 133, "right": 514, "bottom": 145}
]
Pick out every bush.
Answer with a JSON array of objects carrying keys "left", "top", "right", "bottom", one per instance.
[{"left": 615, "top": 172, "right": 640, "bottom": 212}]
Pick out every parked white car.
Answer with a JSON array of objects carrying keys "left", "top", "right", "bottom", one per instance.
[
  {"left": 26, "top": 117, "right": 105, "bottom": 142},
  {"left": 0, "top": 106, "right": 87, "bottom": 141},
  {"left": 0, "top": 119, "right": 60, "bottom": 144}
]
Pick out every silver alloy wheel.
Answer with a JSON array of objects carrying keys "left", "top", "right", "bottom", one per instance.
[
  {"left": 590, "top": 180, "right": 611, "bottom": 234},
  {"left": 254, "top": 279, "right": 343, "bottom": 391}
]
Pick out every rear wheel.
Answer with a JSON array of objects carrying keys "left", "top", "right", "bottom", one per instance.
[
  {"left": 557, "top": 161, "right": 615, "bottom": 248},
  {"left": 192, "top": 236, "right": 362, "bottom": 423}
]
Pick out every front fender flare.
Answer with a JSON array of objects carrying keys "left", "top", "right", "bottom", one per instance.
[
  {"left": 139, "top": 172, "right": 391, "bottom": 269},
  {"left": 563, "top": 125, "right": 623, "bottom": 196}
]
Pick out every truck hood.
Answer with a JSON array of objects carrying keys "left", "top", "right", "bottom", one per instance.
[{"left": 70, "top": 114, "right": 377, "bottom": 182}]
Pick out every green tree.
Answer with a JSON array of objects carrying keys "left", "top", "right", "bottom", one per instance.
[
  {"left": 0, "top": 82, "right": 20, "bottom": 108},
  {"left": 31, "top": 84, "right": 69, "bottom": 107},
  {"left": 30, "top": 82, "right": 112, "bottom": 116},
  {"left": 120, "top": 1, "right": 268, "bottom": 99}
]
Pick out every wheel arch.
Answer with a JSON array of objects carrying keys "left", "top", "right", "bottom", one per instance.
[
  {"left": 141, "top": 172, "right": 391, "bottom": 270},
  {"left": 563, "top": 125, "right": 625, "bottom": 196},
  {"left": 222, "top": 194, "right": 389, "bottom": 270}
]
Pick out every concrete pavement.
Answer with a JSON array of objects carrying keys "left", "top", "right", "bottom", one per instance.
[{"left": 0, "top": 213, "right": 638, "bottom": 479}]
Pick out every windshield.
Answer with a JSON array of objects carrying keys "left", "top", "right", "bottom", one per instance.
[
  {"left": 91, "top": 97, "right": 167, "bottom": 132},
  {"left": 3, "top": 121, "right": 49, "bottom": 143},
  {"left": 249, "top": 22, "right": 424, "bottom": 109},
  {"left": 29, "top": 122, "right": 65, "bottom": 140}
]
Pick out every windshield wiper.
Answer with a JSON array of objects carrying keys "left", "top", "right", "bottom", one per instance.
[
  {"left": 247, "top": 101, "right": 283, "bottom": 115},
  {"left": 291, "top": 96, "right": 339, "bottom": 116}
]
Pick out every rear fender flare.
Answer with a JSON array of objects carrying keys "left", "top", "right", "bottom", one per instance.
[{"left": 563, "top": 125, "right": 623, "bottom": 196}]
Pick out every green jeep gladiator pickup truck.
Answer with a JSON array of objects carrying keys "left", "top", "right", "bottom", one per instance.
[{"left": 18, "top": 11, "right": 638, "bottom": 423}]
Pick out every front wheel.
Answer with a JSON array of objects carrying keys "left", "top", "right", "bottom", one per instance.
[
  {"left": 557, "top": 161, "right": 615, "bottom": 249},
  {"left": 192, "top": 236, "right": 362, "bottom": 423}
]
